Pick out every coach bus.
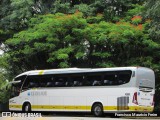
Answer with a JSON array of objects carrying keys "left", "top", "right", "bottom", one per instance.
[{"left": 8, "top": 67, "right": 155, "bottom": 116}]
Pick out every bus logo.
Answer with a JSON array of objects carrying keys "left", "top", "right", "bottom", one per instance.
[{"left": 28, "top": 92, "right": 30, "bottom": 96}]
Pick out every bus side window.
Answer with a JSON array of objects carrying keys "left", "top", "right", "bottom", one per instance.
[
  {"left": 45, "top": 76, "right": 55, "bottom": 87},
  {"left": 22, "top": 76, "right": 31, "bottom": 90},
  {"left": 29, "top": 82, "right": 36, "bottom": 88},
  {"left": 92, "top": 80, "right": 101, "bottom": 86},
  {"left": 54, "top": 77, "right": 67, "bottom": 87},
  {"left": 86, "top": 74, "right": 102, "bottom": 86},
  {"left": 40, "top": 82, "right": 46, "bottom": 87},
  {"left": 73, "top": 80, "right": 82, "bottom": 86},
  {"left": 46, "top": 82, "right": 53, "bottom": 87},
  {"left": 118, "top": 71, "right": 132, "bottom": 85},
  {"left": 103, "top": 80, "right": 110, "bottom": 85},
  {"left": 103, "top": 73, "right": 118, "bottom": 85},
  {"left": 73, "top": 76, "right": 83, "bottom": 86},
  {"left": 34, "top": 82, "right": 39, "bottom": 87},
  {"left": 65, "top": 80, "right": 72, "bottom": 87},
  {"left": 67, "top": 75, "right": 83, "bottom": 87}
]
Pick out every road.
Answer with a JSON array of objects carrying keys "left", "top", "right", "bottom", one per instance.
[
  {"left": 0, "top": 116, "right": 159, "bottom": 120},
  {"left": 0, "top": 117, "right": 121, "bottom": 120},
  {"left": 0, "top": 112, "right": 159, "bottom": 120}
]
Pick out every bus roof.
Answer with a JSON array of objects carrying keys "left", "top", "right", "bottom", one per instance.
[{"left": 15, "top": 67, "right": 151, "bottom": 78}]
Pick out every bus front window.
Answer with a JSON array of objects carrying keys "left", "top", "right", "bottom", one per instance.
[{"left": 10, "top": 84, "right": 21, "bottom": 98}]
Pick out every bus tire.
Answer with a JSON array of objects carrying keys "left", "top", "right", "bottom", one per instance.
[
  {"left": 23, "top": 103, "right": 31, "bottom": 112},
  {"left": 92, "top": 103, "right": 104, "bottom": 117}
]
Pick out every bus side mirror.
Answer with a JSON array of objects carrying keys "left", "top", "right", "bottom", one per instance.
[{"left": 10, "top": 80, "right": 21, "bottom": 86}]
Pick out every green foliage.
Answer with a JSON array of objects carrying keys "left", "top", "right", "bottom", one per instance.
[
  {"left": 51, "top": 1, "right": 71, "bottom": 14},
  {"left": 144, "top": 0, "right": 160, "bottom": 40},
  {"left": 125, "top": 4, "right": 144, "bottom": 17},
  {"left": 0, "top": 0, "right": 56, "bottom": 30},
  {"left": 144, "top": 0, "right": 160, "bottom": 19},
  {"left": 5, "top": 0, "right": 34, "bottom": 29},
  {"left": 0, "top": 29, "right": 4, "bottom": 44},
  {"left": 0, "top": 54, "right": 18, "bottom": 81},
  {"left": 0, "top": 54, "right": 11, "bottom": 103},
  {"left": 0, "top": 88, "right": 10, "bottom": 103},
  {"left": 91, "top": 0, "right": 144, "bottom": 22},
  {"left": 6, "top": 12, "right": 159, "bottom": 70},
  {"left": 73, "top": 4, "right": 95, "bottom": 16},
  {"left": 6, "top": 13, "right": 87, "bottom": 69}
]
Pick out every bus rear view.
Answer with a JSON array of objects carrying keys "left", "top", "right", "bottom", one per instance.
[{"left": 132, "top": 67, "right": 155, "bottom": 112}]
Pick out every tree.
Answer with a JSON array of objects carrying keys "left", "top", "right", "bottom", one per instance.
[
  {"left": 6, "top": 12, "right": 87, "bottom": 71},
  {"left": 144, "top": 0, "right": 160, "bottom": 41},
  {"left": 0, "top": 0, "right": 12, "bottom": 30},
  {"left": 90, "top": 0, "right": 144, "bottom": 22},
  {"left": 0, "top": 0, "right": 57, "bottom": 30},
  {"left": 144, "top": 0, "right": 160, "bottom": 19},
  {"left": 6, "top": 12, "right": 160, "bottom": 73},
  {"left": 0, "top": 54, "right": 10, "bottom": 103}
]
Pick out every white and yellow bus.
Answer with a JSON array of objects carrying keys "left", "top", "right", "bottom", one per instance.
[{"left": 9, "top": 67, "right": 155, "bottom": 116}]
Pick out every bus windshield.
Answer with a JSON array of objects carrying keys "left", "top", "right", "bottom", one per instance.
[
  {"left": 10, "top": 75, "right": 27, "bottom": 98},
  {"left": 10, "top": 83, "right": 21, "bottom": 98}
]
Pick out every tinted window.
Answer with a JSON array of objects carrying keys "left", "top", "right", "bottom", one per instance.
[
  {"left": 22, "top": 70, "right": 132, "bottom": 89},
  {"left": 14, "top": 75, "right": 27, "bottom": 89},
  {"left": 118, "top": 71, "right": 132, "bottom": 84},
  {"left": 22, "top": 75, "right": 54, "bottom": 90},
  {"left": 68, "top": 75, "right": 83, "bottom": 86},
  {"left": 103, "top": 70, "right": 132, "bottom": 86},
  {"left": 22, "top": 75, "right": 69, "bottom": 89},
  {"left": 54, "top": 76, "right": 67, "bottom": 87},
  {"left": 86, "top": 75, "right": 102, "bottom": 86},
  {"left": 103, "top": 72, "right": 118, "bottom": 85}
]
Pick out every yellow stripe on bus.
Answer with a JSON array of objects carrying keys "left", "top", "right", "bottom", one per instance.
[
  {"left": 129, "top": 106, "right": 153, "bottom": 111},
  {"left": 9, "top": 105, "right": 22, "bottom": 108},
  {"left": 38, "top": 70, "right": 44, "bottom": 75},
  {"left": 32, "top": 105, "right": 91, "bottom": 110},
  {"left": 9, "top": 104, "right": 153, "bottom": 112}
]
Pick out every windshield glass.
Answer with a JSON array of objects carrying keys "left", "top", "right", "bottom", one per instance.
[
  {"left": 10, "top": 83, "right": 21, "bottom": 98},
  {"left": 10, "top": 75, "right": 26, "bottom": 98}
]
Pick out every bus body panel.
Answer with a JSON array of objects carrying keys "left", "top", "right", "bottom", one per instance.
[
  {"left": 10, "top": 87, "right": 137, "bottom": 112},
  {"left": 9, "top": 67, "right": 155, "bottom": 113},
  {"left": 9, "top": 87, "right": 154, "bottom": 112}
]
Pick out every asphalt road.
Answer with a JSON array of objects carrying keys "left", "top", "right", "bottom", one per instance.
[
  {"left": 0, "top": 117, "right": 119, "bottom": 120},
  {"left": 0, "top": 112, "right": 159, "bottom": 120},
  {"left": 0, "top": 116, "right": 159, "bottom": 120}
]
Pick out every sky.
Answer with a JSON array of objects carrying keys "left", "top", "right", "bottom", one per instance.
[
  {"left": 0, "top": 50, "right": 4, "bottom": 55},
  {"left": 0, "top": 43, "right": 5, "bottom": 55}
]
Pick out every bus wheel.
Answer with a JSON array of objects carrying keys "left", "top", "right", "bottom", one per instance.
[
  {"left": 92, "top": 103, "right": 103, "bottom": 117},
  {"left": 23, "top": 103, "right": 31, "bottom": 112}
]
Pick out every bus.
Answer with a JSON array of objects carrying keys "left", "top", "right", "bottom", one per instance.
[{"left": 9, "top": 67, "right": 155, "bottom": 116}]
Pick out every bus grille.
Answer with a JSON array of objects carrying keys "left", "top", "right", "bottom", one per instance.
[{"left": 117, "top": 96, "right": 129, "bottom": 110}]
